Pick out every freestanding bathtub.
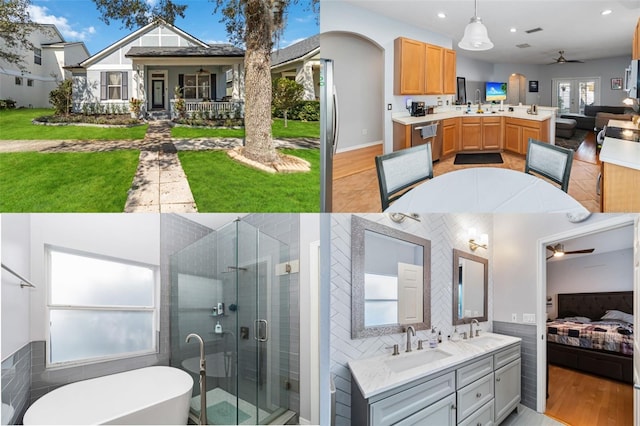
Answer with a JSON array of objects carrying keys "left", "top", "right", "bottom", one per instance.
[{"left": 23, "top": 366, "right": 193, "bottom": 425}]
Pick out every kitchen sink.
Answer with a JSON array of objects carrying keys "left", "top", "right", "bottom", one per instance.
[{"left": 385, "top": 349, "right": 452, "bottom": 373}]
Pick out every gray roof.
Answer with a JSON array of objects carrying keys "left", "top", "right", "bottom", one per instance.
[
  {"left": 271, "top": 34, "right": 319, "bottom": 66},
  {"left": 126, "top": 45, "right": 244, "bottom": 58}
]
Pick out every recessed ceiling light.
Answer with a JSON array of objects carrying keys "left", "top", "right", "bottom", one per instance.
[
  {"left": 437, "top": 12, "right": 446, "bottom": 19},
  {"left": 601, "top": 9, "right": 612, "bottom": 15},
  {"left": 510, "top": 27, "right": 517, "bottom": 33}
]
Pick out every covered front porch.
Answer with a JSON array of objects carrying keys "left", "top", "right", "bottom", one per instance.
[{"left": 126, "top": 45, "right": 245, "bottom": 119}]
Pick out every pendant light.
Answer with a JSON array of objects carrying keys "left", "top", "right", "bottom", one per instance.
[{"left": 458, "top": 0, "right": 494, "bottom": 51}]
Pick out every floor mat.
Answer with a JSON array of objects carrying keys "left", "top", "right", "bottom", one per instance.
[{"left": 454, "top": 152, "right": 504, "bottom": 165}]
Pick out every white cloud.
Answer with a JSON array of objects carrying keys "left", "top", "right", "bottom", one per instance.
[
  {"left": 206, "top": 39, "right": 232, "bottom": 45},
  {"left": 28, "top": 5, "right": 94, "bottom": 41},
  {"left": 145, "top": 0, "right": 158, "bottom": 6},
  {"left": 294, "top": 15, "right": 314, "bottom": 24},
  {"left": 285, "top": 38, "right": 305, "bottom": 47}
]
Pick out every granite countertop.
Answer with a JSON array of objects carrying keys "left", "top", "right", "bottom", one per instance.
[
  {"left": 599, "top": 119, "right": 640, "bottom": 171},
  {"left": 348, "top": 332, "right": 521, "bottom": 399},
  {"left": 392, "top": 108, "right": 554, "bottom": 126}
]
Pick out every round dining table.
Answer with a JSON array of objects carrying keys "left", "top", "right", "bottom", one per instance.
[{"left": 386, "top": 167, "right": 590, "bottom": 217}]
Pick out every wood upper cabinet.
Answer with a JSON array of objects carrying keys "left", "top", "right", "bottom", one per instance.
[
  {"left": 443, "top": 49, "right": 457, "bottom": 94},
  {"left": 394, "top": 37, "right": 456, "bottom": 95},
  {"left": 394, "top": 37, "right": 425, "bottom": 95},
  {"left": 442, "top": 118, "right": 459, "bottom": 157},
  {"left": 425, "top": 44, "right": 444, "bottom": 94},
  {"left": 634, "top": 17, "right": 640, "bottom": 60}
]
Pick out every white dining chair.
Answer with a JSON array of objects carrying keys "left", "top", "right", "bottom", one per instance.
[
  {"left": 375, "top": 143, "right": 434, "bottom": 210},
  {"left": 525, "top": 139, "right": 574, "bottom": 193}
]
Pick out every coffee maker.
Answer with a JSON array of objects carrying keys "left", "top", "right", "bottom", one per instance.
[{"left": 410, "top": 101, "right": 426, "bottom": 117}]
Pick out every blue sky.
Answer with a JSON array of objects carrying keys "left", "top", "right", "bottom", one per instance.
[{"left": 29, "top": 0, "right": 319, "bottom": 55}]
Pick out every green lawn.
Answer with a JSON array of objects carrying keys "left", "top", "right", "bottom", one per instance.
[
  {"left": 179, "top": 148, "right": 320, "bottom": 212},
  {"left": 171, "top": 118, "right": 320, "bottom": 139},
  {"left": 0, "top": 151, "right": 139, "bottom": 212},
  {"left": 0, "top": 109, "right": 148, "bottom": 140}
]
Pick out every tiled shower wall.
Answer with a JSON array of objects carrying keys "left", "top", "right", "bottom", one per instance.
[
  {"left": 1, "top": 343, "right": 31, "bottom": 425},
  {"left": 330, "top": 213, "right": 493, "bottom": 426},
  {"left": 244, "top": 213, "right": 301, "bottom": 415}
]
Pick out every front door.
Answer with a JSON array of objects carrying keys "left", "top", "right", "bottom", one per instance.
[{"left": 152, "top": 79, "right": 165, "bottom": 109}]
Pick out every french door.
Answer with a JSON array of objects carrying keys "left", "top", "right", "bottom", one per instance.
[{"left": 551, "top": 77, "right": 600, "bottom": 114}]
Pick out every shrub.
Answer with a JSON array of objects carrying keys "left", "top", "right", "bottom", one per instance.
[
  {"left": 272, "top": 100, "right": 319, "bottom": 121},
  {"left": 0, "top": 99, "right": 16, "bottom": 109},
  {"left": 49, "top": 79, "right": 73, "bottom": 115}
]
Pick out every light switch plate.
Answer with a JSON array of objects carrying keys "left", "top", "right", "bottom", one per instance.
[{"left": 523, "top": 313, "right": 536, "bottom": 323}]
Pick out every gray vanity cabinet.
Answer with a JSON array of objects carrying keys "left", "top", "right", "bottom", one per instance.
[{"left": 350, "top": 342, "right": 521, "bottom": 426}]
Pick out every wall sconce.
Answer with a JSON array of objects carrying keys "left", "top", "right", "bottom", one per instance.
[
  {"left": 388, "top": 212, "right": 421, "bottom": 223},
  {"left": 468, "top": 228, "right": 488, "bottom": 251}
]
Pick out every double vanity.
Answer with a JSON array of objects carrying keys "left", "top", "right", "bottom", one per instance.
[{"left": 349, "top": 333, "right": 521, "bottom": 426}]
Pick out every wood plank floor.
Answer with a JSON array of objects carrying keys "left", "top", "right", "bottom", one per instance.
[
  {"left": 545, "top": 365, "right": 633, "bottom": 426},
  {"left": 332, "top": 133, "right": 601, "bottom": 213}
]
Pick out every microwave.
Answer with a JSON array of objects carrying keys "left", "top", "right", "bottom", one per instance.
[{"left": 624, "top": 60, "right": 639, "bottom": 98}]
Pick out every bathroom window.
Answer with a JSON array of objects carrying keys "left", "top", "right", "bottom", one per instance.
[
  {"left": 46, "top": 247, "right": 158, "bottom": 366},
  {"left": 364, "top": 273, "right": 398, "bottom": 326}
]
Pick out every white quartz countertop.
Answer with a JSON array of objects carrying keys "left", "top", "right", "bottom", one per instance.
[
  {"left": 599, "top": 119, "right": 640, "bottom": 171},
  {"left": 392, "top": 110, "right": 553, "bottom": 126},
  {"left": 348, "top": 332, "right": 521, "bottom": 399}
]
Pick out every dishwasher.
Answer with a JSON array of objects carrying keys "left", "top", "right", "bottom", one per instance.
[{"left": 411, "top": 121, "right": 442, "bottom": 161}]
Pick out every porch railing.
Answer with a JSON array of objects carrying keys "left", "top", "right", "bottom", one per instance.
[{"left": 170, "top": 100, "right": 244, "bottom": 119}]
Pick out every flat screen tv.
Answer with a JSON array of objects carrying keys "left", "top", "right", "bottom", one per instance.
[{"left": 486, "top": 82, "right": 507, "bottom": 101}]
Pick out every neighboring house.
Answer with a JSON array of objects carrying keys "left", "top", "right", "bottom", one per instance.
[
  {"left": 271, "top": 35, "right": 320, "bottom": 100},
  {"left": 0, "top": 24, "right": 89, "bottom": 108},
  {"left": 67, "top": 18, "right": 245, "bottom": 118}
]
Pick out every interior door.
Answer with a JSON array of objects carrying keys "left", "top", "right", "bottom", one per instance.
[
  {"left": 152, "top": 79, "right": 165, "bottom": 109},
  {"left": 552, "top": 78, "right": 600, "bottom": 114}
]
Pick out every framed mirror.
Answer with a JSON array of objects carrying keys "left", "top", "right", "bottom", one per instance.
[
  {"left": 452, "top": 249, "right": 488, "bottom": 325},
  {"left": 351, "top": 216, "right": 431, "bottom": 339},
  {"left": 456, "top": 77, "right": 466, "bottom": 104}
]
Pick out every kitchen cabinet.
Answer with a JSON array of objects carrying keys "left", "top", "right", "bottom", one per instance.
[
  {"left": 351, "top": 342, "right": 521, "bottom": 426},
  {"left": 633, "top": 17, "right": 640, "bottom": 60},
  {"left": 503, "top": 117, "right": 549, "bottom": 155},
  {"left": 394, "top": 37, "right": 425, "bottom": 95},
  {"left": 600, "top": 162, "right": 640, "bottom": 212},
  {"left": 442, "top": 118, "right": 460, "bottom": 157},
  {"left": 394, "top": 37, "right": 456, "bottom": 95},
  {"left": 460, "top": 116, "right": 503, "bottom": 151}
]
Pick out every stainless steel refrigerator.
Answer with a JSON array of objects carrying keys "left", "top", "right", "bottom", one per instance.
[{"left": 320, "top": 59, "right": 338, "bottom": 212}]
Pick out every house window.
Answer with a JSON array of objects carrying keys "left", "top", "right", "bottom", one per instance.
[
  {"left": 100, "top": 71, "right": 128, "bottom": 101},
  {"left": 364, "top": 273, "right": 398, "bottom": 326},
  {"left": 183, "top": 74, "right": 210, "bottom": 99},
  {"left": 15, "top": 77, "right": 22, "bottom": 85},
  {"left": 47, "top": 246, "right": 157, "bottom": 366},
  {"left": 27, "top": 79, "right": 34, "bottom": 87},
  {"left": 34, "top": 48, "right": 42, "bottom": 65}
]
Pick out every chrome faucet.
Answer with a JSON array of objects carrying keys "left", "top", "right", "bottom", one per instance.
[
  {"left": 405, "top": 326, "right": 415, "bottom": 352},
  {"left": 186, "top": 333, "right": 207, "bottom": 425},
  {"left": 470, "top": 319, "right": 479, "bottom": 339}
]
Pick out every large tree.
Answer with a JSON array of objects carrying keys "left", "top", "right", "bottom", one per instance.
[
  {"left": 92, "top": 0, "right": 318, "bottom": 165},
  {"left": 0, "top": 0, "right": 37, "bottom": 67}
]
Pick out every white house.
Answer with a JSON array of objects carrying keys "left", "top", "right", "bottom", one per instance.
[
  {"left": 271, "top": 34, "right": 320, "bottom": 100},
  {"left": 68, "top": 18, "right": 245, "bottom": 118},
  {"left": 0, "top": 24, "right": 89, "bottom": 108}
]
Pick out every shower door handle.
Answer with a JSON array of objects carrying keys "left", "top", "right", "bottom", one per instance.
[{"left": 254, "top": 319, "right": 268, "bottom": 342}]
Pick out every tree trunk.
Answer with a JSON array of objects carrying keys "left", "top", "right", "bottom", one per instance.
[{"left": 242, "top": 0, "right": 278, "bottom": 164}]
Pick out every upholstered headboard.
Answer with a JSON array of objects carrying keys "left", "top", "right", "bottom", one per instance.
[{"left": 557, "top": 291, "right": 633, "bottom": 321}]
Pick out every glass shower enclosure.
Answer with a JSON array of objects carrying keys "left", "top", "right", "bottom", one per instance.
[{"left": 169, "top": 218, "right": 291, "bottom": 425}]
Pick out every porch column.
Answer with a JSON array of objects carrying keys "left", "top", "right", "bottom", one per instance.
[
  {"left": 297, "top": 61, "right": 316, "bottom": 100},
  {"left": 232, "top": 63, "right": 245, "bottom": 101}
]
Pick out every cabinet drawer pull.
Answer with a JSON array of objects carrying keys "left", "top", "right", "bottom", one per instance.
[
  {"left": 496, "top": 377, "right": 501, "bottom": 382},
  {"left": 476, "top": 392, "right": 482, "bottom": 398}
]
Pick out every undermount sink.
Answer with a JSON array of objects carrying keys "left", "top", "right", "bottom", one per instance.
[
  {"left": 465, "top": 335, "right": 504, "bottom": 346},
  {"left": 385, "top": 349, "right": 452, "bottom": 373}
]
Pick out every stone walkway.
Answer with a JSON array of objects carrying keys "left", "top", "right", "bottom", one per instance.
[{"left": 124, "top": 120, "right": 197, "bottom": 213}]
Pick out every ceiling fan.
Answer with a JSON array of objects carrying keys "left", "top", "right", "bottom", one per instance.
[
  {"left": 548, "top": 50, "right": 584, "bottom": 65},
  {"left": 546, "top": 243, "right": 594, "bottom": 260}
]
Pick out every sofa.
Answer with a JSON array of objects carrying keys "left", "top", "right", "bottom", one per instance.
[{"left": 561, "top": 105, "right": 632, "bottom": 131}]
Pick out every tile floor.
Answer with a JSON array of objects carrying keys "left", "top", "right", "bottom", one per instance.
[{"left": 333, "top": 151, "right": 601, "bottom": 213}]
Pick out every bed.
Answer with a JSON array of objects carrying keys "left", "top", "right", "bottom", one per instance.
[{"left": 546, "top": 291, "right": 633, "bottom": 384}]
